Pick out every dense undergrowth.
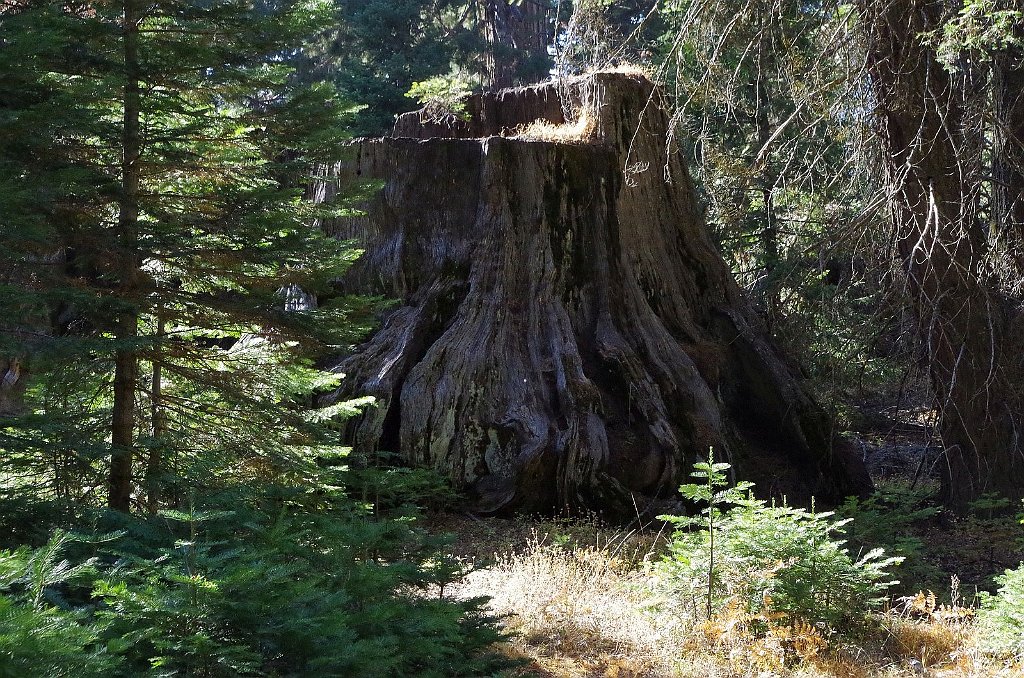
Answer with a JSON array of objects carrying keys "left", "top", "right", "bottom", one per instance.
[
  {"left": 0, "top": 477, "right": 510, "bottom": 677},
  {"left": 6, "top": 454, "right": 1021, "bottom": 676},
  {"left": 439, "top": 459, "right": 1024, "bottom": 677}
]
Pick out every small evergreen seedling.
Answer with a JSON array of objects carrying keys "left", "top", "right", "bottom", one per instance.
[
  {"left": 666, "top": 448, "right": 755, "bottom": 617},
  {"left": 657, "top": 449, "right": 902, "bottom": 630}
]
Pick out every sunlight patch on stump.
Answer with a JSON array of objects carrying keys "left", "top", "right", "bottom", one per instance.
[{"left": 316, "top": 72, "right": 870, "bottom": 516}]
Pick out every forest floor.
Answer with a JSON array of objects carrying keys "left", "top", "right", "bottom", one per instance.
[{"left": 425, "top": 401, "right": 1024, "bottom": 677}]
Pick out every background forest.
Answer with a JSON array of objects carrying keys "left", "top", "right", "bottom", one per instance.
[{"left": 1, "top": 0, "right": 1023, "bottom": 676}]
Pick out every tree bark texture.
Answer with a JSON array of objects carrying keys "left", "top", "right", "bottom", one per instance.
[
  {"left": 109, "top": 0, "right": 142, "bottom": 512},
  {"left": 317, "top": 73, "right": 870, "bottom": 515},
  {"left": 858, "top": 0, "right": 1024, "bottom": 511},
  {"left": 0, "top": 357, "right": 24, "bottom": 415},
  {"left": 479, "top": 0, "right": 550, "bottom": 89},
  {"left": 146, "top": 313, "right": 167, "bottom": 513},
  {"left": 993, "top": 1, "right": 1024, "bottom": 267}
]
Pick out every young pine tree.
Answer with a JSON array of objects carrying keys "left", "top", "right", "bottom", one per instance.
[
  {"left": 0, "top": 0, "right": 368, "bottom": 512},
  {"left": 1, "top": 7, "right": 515, "bottom": 674}
]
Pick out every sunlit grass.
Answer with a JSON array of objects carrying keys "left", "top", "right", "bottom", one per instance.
[
  {"left": 512, "top": 110, "right": 598, "bottom": 144},
  {"left": 442, "top": 516, "right": 1023, "bottom": 677}
]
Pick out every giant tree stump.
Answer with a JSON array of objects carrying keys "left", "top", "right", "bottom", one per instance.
[{"left": 317, "top": 73, "right": 870, "bottom": 515}]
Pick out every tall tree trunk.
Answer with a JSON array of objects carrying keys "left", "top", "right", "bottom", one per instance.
[
  {"left": 109, "top": 0, "right": 142, "bottom": 512},
  {"left": 512, "top": 0, "right": 550, "bottom": 81},
  {"left": 320, "top": 73, "right": 871, "bottom": 516},
  {"left": 993, "top": 1, "right": 1024, "bottom": 268},
  {"left": 755, "top": 13, "right": 780, "bottom": 325},
  {"left": 481, "top": 1, "right": 508, "bottom": 88},
  {"left": 858, "top": 0, "right": 1024, "bottom": 511},
  {"left": 146, "top": 313, "right": 166, "bottom": 513},
  {"left": 481, "top": 0, "right": 550, "bottom": 88}
]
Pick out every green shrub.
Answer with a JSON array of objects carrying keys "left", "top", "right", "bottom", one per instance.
[
  {"left": 95, "top": 492, "right": 507, "bottom": 677},
  {"left": 838, "top": 485, "right": 943, "bottom": 592},
  {"left": 0, "top": 531, "right": 118, "bottom": 677},
  {"left": 977, "top": 563, "right": 1024, "bottom": 659},
  {"left": 0, "top": 482, "right": 511, "bottom": 677},
  {"left": 407, "top": 75, "right": 474, "bottom": 123},
  {"left": 0, "top": 596, "right": 117, "bottom": 678},
  {"left": 653, "top": 451, "right": 902, "bottom": 630}
]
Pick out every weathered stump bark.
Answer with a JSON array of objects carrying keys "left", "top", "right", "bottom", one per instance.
[
  {"left": 317, "top": 73, "right": 870, "bottom": 515},
  {"left": 0, "top": 358, "right": 23, "bottom": 415}
]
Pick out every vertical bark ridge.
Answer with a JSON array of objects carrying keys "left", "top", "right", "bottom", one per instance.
[{"left": 319, "top": 72, "right": 871, "bottom": 515}]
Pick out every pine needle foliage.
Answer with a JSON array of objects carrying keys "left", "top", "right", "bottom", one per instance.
[
  {"left": 0, "top": 2, "right": 514, "bottom": 675},
  {"left": 0, "top": 480, "right": 511, "bottom": 676},
  {"left": 0, "top": 596, "right": 117, "bottom": 678},
  {"left": 655, "top": 452, "right": 902, "bottom": 630},
  {"left": 978, "top": 557, "right": 1024, "bottom": 660},
  {"left": 0, "top": 0, "right": 377, "bottom": 510},
  {"left": 838, "top": 487, "right": 944, "bottom": 592}
]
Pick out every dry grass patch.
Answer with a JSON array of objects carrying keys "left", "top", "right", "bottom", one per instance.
[
  {"left": 512, "top": 111, "right": 598, "bottom": 144},
  {"left": 591, "top": 63, "right": 652, "bottom": 78},
  {"left": 436, "top": 515, "right": 1022, "bottom": 677},
  {"left": 885, "top": 590, "right": 975, "bottom": 670},
  {"left": 504, "top": 65, "right": 654, "bottom": 144},
  {"left": 454, "top": 532, "right": 679, "bottom": 676}
]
